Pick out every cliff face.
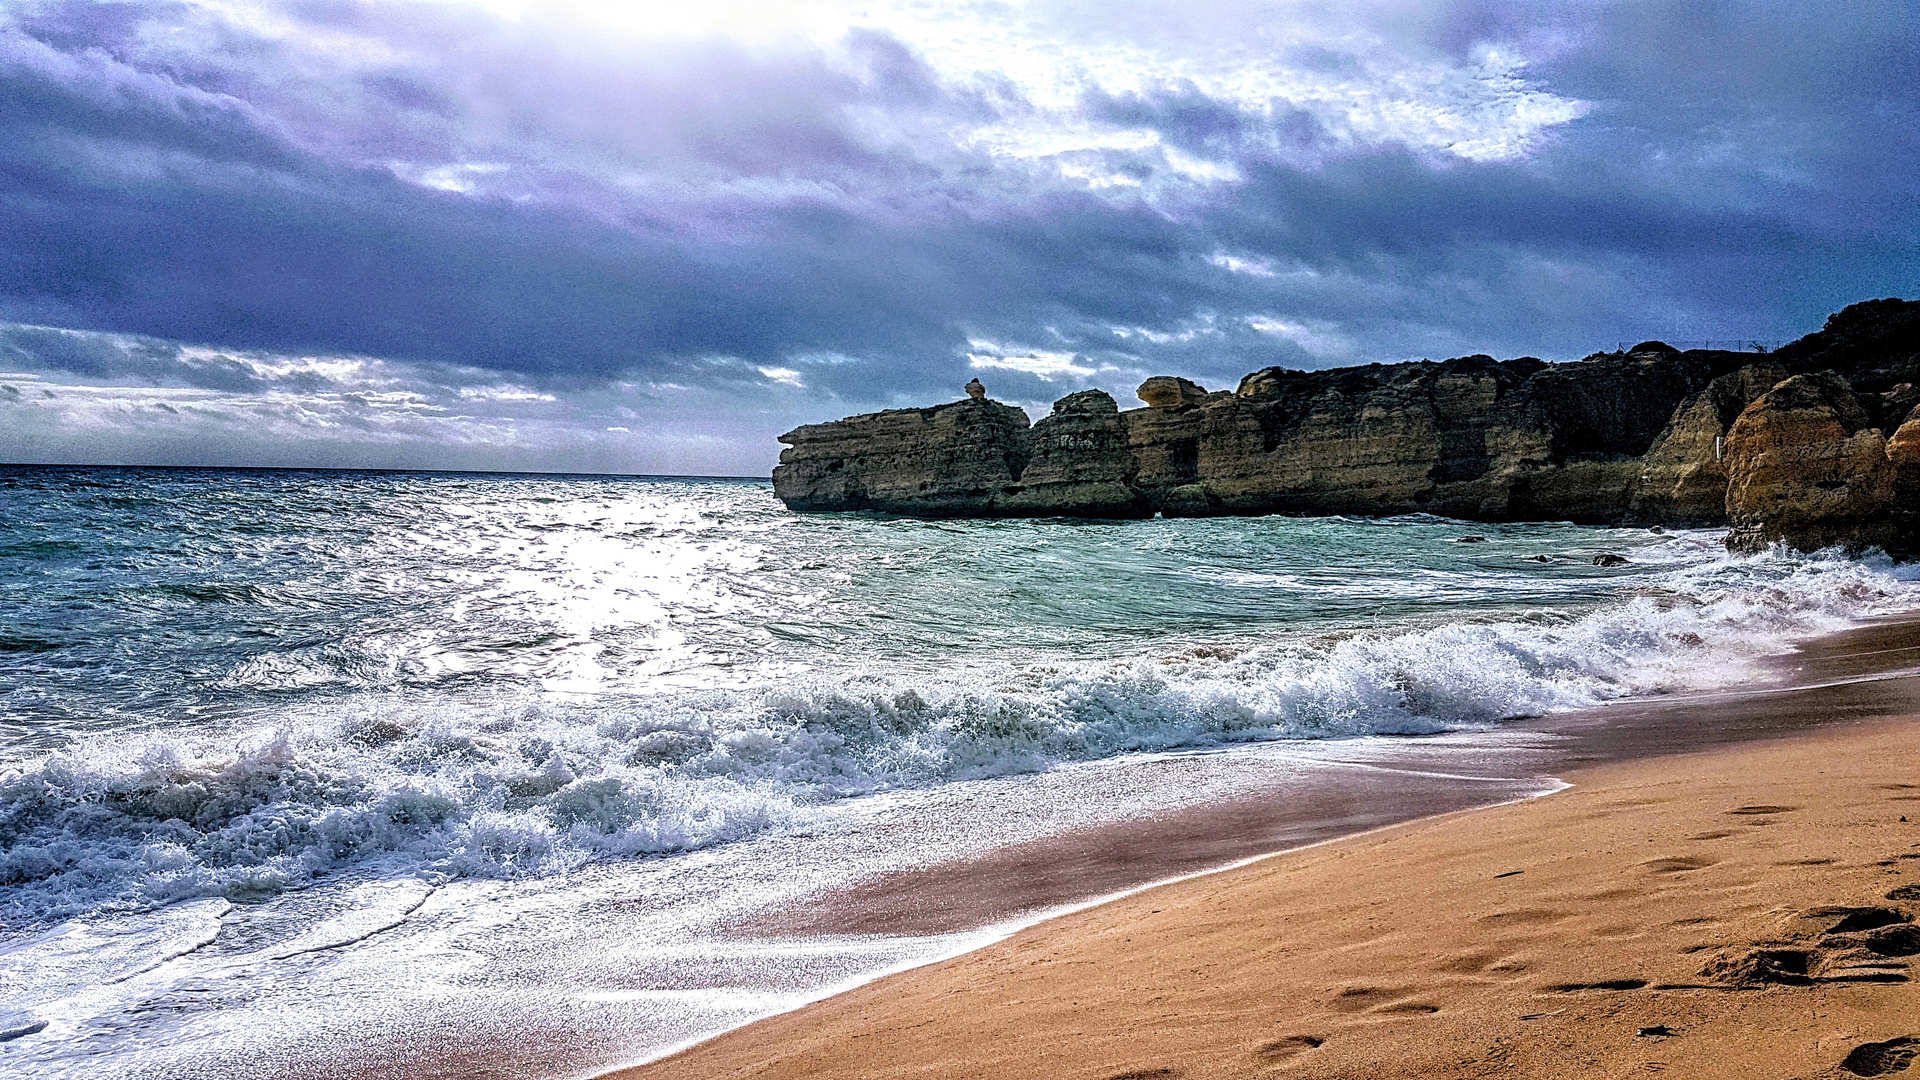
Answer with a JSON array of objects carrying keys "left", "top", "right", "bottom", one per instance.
[
  {"left": 772, "top": 398, "right": 1032, "bottom": 515},
  {"left": 1722, "top": 373, "right": 1899, "bottom": 553},
  {"left": 773, "top": 298, "right": 1920, "bottom": 553},
  {"left": 1000, "top": 390, "right": 1142, "bottom": 517},
  {"left": 1630, "top": 362, "right": 1791, "bottom": 525}
]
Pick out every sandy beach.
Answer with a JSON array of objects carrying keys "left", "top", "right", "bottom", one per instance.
[{"left": 615, "top": 628, "right": 1920, "bottom": 1080}]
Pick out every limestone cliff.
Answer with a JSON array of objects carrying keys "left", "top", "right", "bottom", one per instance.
[
  {"left": 771, "top": 397, "right": 1031, "bottom": 515},
  {"left": 1722, "top": 373, "right": 1897, "bottom": 553},
  {"left": 998, "top": 390, "right": 1142, "bottom": 517},
  {"left": 1630, "top": 362, "right": 1791, "bottom": 526},
  {"left": 773, "top": 298, "right": 1920, "bottom": 554}
]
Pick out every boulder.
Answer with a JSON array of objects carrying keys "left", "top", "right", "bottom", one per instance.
[
  {"left": 1882, "top": 382, "right": 1919, "bottom": 415},
  {"left": 1137, "top": 376, "right": 1211, "bottom": 410},
  {"left": 1885, "top": 405, "right": 1920, "bottom": 543},
  {"left": 1722, "top": 373, "right": 1898, "bottom": 552},
  {"left": 1766, "top": 297, "right": 1920, "bottom": 429},
  {"left": 1887, "top": 404, "right": 1920, "bottom": 492}
]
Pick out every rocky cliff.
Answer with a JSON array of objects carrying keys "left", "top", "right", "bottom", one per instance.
[{"left": 773, "top": 298, "right": 1920, "bottom": 553}]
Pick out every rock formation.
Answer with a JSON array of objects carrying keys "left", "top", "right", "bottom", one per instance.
[
  {"left": 1135, "top": 376, "right": 1211, "bottom": 410},
  {"left": 772, "top": 298, "right": 1920, "bottom": 554},
  {"left": 772, "top": 396, "right": 1031, "bottom": 515},
  {"left": 1722, "top": 373, "right": 1897, "bottom": 552},
  {"left": 997, "top": 389, "right": 1142, "bottom": 517},
  {"left": 1631, "top": 362, "right": 1791, "bottom": 525}
]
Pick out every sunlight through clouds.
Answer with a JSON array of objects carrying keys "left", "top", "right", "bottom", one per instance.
[{"left": 0, "top": 1, "right": 1913, "bottom": 472}]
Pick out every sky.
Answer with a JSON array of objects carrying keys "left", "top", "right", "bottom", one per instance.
[{"left": 0, "top": 1, "right": 1915, "bottom": 474}]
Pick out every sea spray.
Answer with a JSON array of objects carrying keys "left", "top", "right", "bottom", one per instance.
[{"left": 4, "top": 532, "right": 1914, "bottom": 927}]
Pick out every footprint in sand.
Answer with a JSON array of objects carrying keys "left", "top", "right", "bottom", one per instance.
[
  {"left": 1641, "top": 855, "right": 1717, "bottom": 873},
  {"left": 1328, "top": 987, "right": 1403, "bottom": 1012},
  {"left": 1703, "top": 909, "right": 1916, "bottom": 987},
  {"left": 1864, "top": 925, "right": 1920, "bottom": 956},
  {"left": 1432, "top": 952, "right": 1518, "bottom": 975},
  {"left": 1477, "top": 908, "right": 1568, "bottom": 924},
  {"left": 1840, "top": 1037, "right": 1917, "bottom": 1077},
  {"left": 1814, "top": 906, "right": 1909, "bottom": 934},
  {"left": 1371, "top": 1001, "right": 1440, "bottom": 1015},
  {"left": 1252, "top": 1035, "right": 1324, "bottom": 1063},
  {"left": 1546, "top": 978, "right": 1649, "bottom": 992}
]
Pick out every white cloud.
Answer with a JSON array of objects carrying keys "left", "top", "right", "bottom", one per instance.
[
  {"left": 964, "top": 339, "right": 1096, "bottom": 379},
  {"left": 0, "top": 322, "right": 823, "bottom": 474},
  {"left": 390, "top": 161, "right": 511, "bottom": 195},
  {"left": 1207, "top": 251, "right": 1277, "bottom": 278},
  {"left": 94, "top": 0, "right": 1586, "bottom": 216},
  {"left": 1244, "top": 315, "right": 1352, "bottom": 358},
  {"left": 458, "top": 385, "right": 558, "bottom": 402}
]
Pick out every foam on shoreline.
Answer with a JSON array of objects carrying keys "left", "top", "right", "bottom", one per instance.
[
  {"left": 614, "top": 710, "right": 1920, "bottom": 1080},
  {"left": 4, "top": 541, "right": 1917, "bottom": 927}
]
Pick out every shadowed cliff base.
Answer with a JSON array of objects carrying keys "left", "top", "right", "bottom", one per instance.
[{"left": 774, "top": 298, "right": 1920, "bottom": 554}]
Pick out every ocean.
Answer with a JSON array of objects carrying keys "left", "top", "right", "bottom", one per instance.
[{"left": 3, "top": 466, "right": 1917, "bottom": 1078}]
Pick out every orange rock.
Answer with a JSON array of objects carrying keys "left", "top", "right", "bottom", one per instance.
[
  {"left": 1135, "top": 376, "right": 1209, "bottom": 410},
  {"left": 1723, "top": 372, "right": 1898, "bottom": 552}
]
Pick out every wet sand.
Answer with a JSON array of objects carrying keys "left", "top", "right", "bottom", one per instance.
[
  {"left": 612, "top": 617, "right": 1920, "bottom": 1079},
  {"left": 748, "top": 617, "right": 1920, "bottom": 939}
]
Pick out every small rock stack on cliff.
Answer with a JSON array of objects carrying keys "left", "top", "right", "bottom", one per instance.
[{"left": 773, "top": 298, "right": 1920, "bottom": 554}]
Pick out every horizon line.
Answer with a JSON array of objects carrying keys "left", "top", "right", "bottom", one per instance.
[{"left": 0, "top": 461, "right": 770, "bottom": 482}]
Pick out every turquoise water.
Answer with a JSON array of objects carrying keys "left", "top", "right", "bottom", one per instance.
[
  {"left": 4, "top": 466, "right": 1919, "bottom": 928},
  {"left": 0, "top": 468, "right": 1729, "bottom": 739},
  {"left": 5, "top": 465, "right": 1920, "bottom": 1078}
]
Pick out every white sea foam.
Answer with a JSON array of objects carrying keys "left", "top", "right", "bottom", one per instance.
[{"left": 1, "top": 542, "right": 1915, "bottom": 928}]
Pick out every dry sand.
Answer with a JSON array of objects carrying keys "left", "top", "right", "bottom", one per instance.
[{"left": 614, "top": 715, "right": 1920, "bottom": 1080}]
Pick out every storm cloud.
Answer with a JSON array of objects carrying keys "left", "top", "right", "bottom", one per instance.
[{"left": 0, "top": 0, "right": 1915, "bottom": 472}]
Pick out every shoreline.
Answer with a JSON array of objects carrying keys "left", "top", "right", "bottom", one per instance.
[
  {"left": 735, "top": 616, "right": 1920, "bottom": 941},
  {"left": 605, "top": 617, "right": 1920, "bottom": 1079}
]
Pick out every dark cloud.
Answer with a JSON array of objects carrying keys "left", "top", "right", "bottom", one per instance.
[
  {"left": 1081, "top": 83, "right": 1266, "bottom": 158},
  {"left": 0, "top": 0, "right": 1914, "bottom": 474}
]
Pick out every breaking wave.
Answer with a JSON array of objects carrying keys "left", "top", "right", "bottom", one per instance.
[{"left": 3, "top": 542, "right": 1915, "bottom": 928}]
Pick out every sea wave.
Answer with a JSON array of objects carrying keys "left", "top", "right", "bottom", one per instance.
[{"left": 2, "top": 543, "right": 1915, "bottom": 927}]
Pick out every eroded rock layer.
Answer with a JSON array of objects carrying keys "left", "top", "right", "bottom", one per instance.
[{"left": 773, "top": 299, "right": 1920, "bottom": 553}]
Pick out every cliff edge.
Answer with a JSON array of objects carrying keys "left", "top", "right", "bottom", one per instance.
[{"left": 773, "top": 298, "right": 1920, "bottom": 553}]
